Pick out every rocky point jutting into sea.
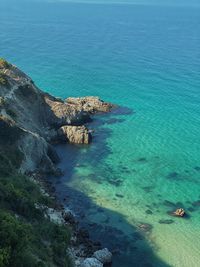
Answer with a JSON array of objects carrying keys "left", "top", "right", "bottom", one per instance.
[{"left": 0, "top": 59, "right": 114, "bottom": 267}]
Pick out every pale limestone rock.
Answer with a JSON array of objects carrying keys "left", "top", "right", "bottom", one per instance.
[
  {"left": 66, "top": 96, "right": 114, "bottom": 114},
  {"left": 173, "top": 208, "right": 185, "bottom": 217},
  {"left": 93, "top": 248, "right": 112, "bottom": 264},
  {"left": 58, "top": 125, "right": 91, "bottom": 144},
  {"left": 81, "top": 258, "right": 103, "bottom": 267}
]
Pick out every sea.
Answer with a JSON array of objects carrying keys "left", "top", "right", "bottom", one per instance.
[{"left": 1, "top": 1, "right": 200, "bottom": 266}]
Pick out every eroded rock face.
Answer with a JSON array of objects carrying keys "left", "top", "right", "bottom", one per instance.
[
  {"left": 93, "top": 248, "right": 112, "bottom": 264},
  {"left": 44, "top": 95, "right": 91, "bottom": 127},
  {"left": 81, "top": 258, "right": 103, "bottom": 267},
  {"left": 0, "top": 61, "right": 114, "bottom": 174},
  {"left": 66, "top": 96, "right": 115, "bottom": 114},
  {"left": 58, "top": 125, "right": 92, "bottom": 144}
]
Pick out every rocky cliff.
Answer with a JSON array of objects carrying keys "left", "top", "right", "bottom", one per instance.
[{"left": 0, "top": 59, "right": 114, "bottom": 175}]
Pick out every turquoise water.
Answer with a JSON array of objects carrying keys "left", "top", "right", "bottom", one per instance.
[{"left": 1, "top": 2, "right": 200, "bottom": 266}]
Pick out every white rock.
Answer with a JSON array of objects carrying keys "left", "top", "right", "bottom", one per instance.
[
  {"left": 75, "top": 260, "right": 81, "bottom": 267},
  {"left": 93, "top": 248, "right": 112, "bottom": 264},
  {"left": 81, "top": 257, "right": 103, "bottom": 267}
]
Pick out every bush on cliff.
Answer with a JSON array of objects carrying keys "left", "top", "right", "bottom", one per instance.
[
  {"left": 0, "top": 151, "right": 72, "bottom": 267},
  {"left": 0, "top": 73, "right": 8, "bottom": 86},
  {"left": 0, "top": 58, "right": 10, "bottom": 86},
  {"left": 0, "top": 58, "right": 10, "bottom": 69}
]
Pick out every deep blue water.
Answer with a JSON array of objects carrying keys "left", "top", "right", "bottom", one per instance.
[{"left": 1, "top": 2, "right": 200, "bottom": 266}]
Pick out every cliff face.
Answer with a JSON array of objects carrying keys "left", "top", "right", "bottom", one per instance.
[{"left": 0, "top": 60, "right": 114, "bottom": 174}]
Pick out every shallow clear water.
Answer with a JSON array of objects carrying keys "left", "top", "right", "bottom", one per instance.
[{"left": 1, "top": 2, "right": 200, "bottom": 266}]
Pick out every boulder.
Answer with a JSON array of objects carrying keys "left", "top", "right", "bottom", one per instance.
[
  {"left": 58, "top": 125, "right": 92, "bottom": 144},
  {"left": 93, "top": 248, "right": 112, "bottom": 264},
  {"left": 173, "top": 208, "right": 185, "bottom": 217},
  {"left": 81, "top": 258, "right": 103, "bottom": 267}
]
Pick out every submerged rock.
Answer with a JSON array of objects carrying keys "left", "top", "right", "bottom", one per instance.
[
  {"left": 159, "top": 219, "right": 174, "bottom": 224},
  {"left": 137, "top": 157, "right": 147, "bottom": 163},
  {"left": 163, "top": 200, "right": 176, "bottom": 208},
  {"left": 81, "top": 258, "right": 103, "bottom": 267},
  {"left": 192, "top": 200, "right": 200, "bottom": 207},
  {"left": 105, "top": 118, "right": 125, "bottom": 124},
  {"left": 138, "top": 223, "right": 153, "bottom": 233},
  {"left": 93, "top": 248, "right": 112, "bottom": 264},
  {"left": 145, "top": 209, "right": 153, "bottom": 215},
  {"left": 167, "top": 172, "right": 179, "bottom": 179},
  {"left": 108, "top": 179, "right": 123, "bottom": 187},
  {"left": 115, "top": 193, "right": 124, "bottom": 198},
  {"left": 142, "top": 186, "right": 153, "bottom": 193}
]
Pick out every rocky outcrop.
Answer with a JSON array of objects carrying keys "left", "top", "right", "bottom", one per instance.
[
  {"left": 0, "top": 60, "right": 115, "bottom": 174},
  {"left": 44, "top": 95, "right": 91, "bottom": 127},
  {"left": 58, "top": 125, "right": 92, "bottom": 144},
  {"left": 66, "top": 96, "right": 115, "bottom": 114},
  {"left": 0, "top": 60, "right": 115, "bottom": 267},
  {"left": 93, "top": 248, "right": 112, "bottom": 264},
  {"left": 81, "top": 258, "right": 103, "bottom": 267}
]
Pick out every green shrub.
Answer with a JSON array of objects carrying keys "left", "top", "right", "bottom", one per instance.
[
  {"left": 0, "top": 160, "right": 72, "bottom": 266},
  {"left": 0, "top": 59, "right": 10, "bottom": 69},
  {"left": 0, "top": 73, "right": 8, "bottom": 86},
  {"left": 0, "top": 247, "right": 10, "bottom": 267},
  {"left": 0, "top": 115, "right": 72, "bottom": 266}
]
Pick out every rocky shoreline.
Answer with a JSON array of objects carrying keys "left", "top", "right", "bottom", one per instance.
[
  {"left": 0, "top": 60, "right": 114, "bottom": 266},
  {"left": 30, "top": 171, "right": 113, "bottom": 267}
]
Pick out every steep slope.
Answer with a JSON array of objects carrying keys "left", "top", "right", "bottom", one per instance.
[
  {"left": 0, "top": 59, "right": 114, "bottom": 267},
  {"left": 0, "top": 59, "right": 113, "bottom": 174}
]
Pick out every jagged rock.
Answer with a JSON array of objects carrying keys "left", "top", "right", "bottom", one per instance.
[
  {"left": 81, "top": 258, "right": 103, "bottom": 267},
  {"left": 66, "top": 96, "right": 115, "bottom": 114},
  {"left": 62, "top": 210, "right": 77, "bottom": 225},
  {"left": 58, "top": 125, "right": 92, "bottom": 144},
  {"left": 93, "top": 248, "right": 112, "bottom": 264},
  {"left": 45, "top": 95, "right": 91, "bottom": 126}
]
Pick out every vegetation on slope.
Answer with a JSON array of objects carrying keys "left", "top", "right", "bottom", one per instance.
[
  {"left": 0, "top": 117, "right": 72, "bottom": 267},
  {"left": 0, "top": 58, "right": 9, "bottom": 86},
  {"left": 0, "top": 59, "right": 73, "bottom": 267},
  {"left": 0, "top": 58, "right": 10, "bottom": 69},
  {"left": 0, "top": 169, "right": 72, "bottom": 267}
]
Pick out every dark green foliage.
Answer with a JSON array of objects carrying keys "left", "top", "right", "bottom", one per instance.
[
  {"left": 0, "top": 59, "right": 72, "bottom": 266},
  {"left": 0, "top": 116, "right": 24, "bottom": 174},
  {"left": 0, "top": 116, "right": 22, "bottom": 146},
  {"left": 0, "top": 149, "right": 72, "bottom": 267},
  {"left": 0, "top": 73, "right": 8, "bottom": 86}
]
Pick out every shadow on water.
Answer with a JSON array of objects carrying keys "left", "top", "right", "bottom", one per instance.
[
  {"left": 55, "top": 185, "right": 170, "bottom": 267},
  {"left": 50, "top": 108, "right": 171, "bottom": 267}
]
